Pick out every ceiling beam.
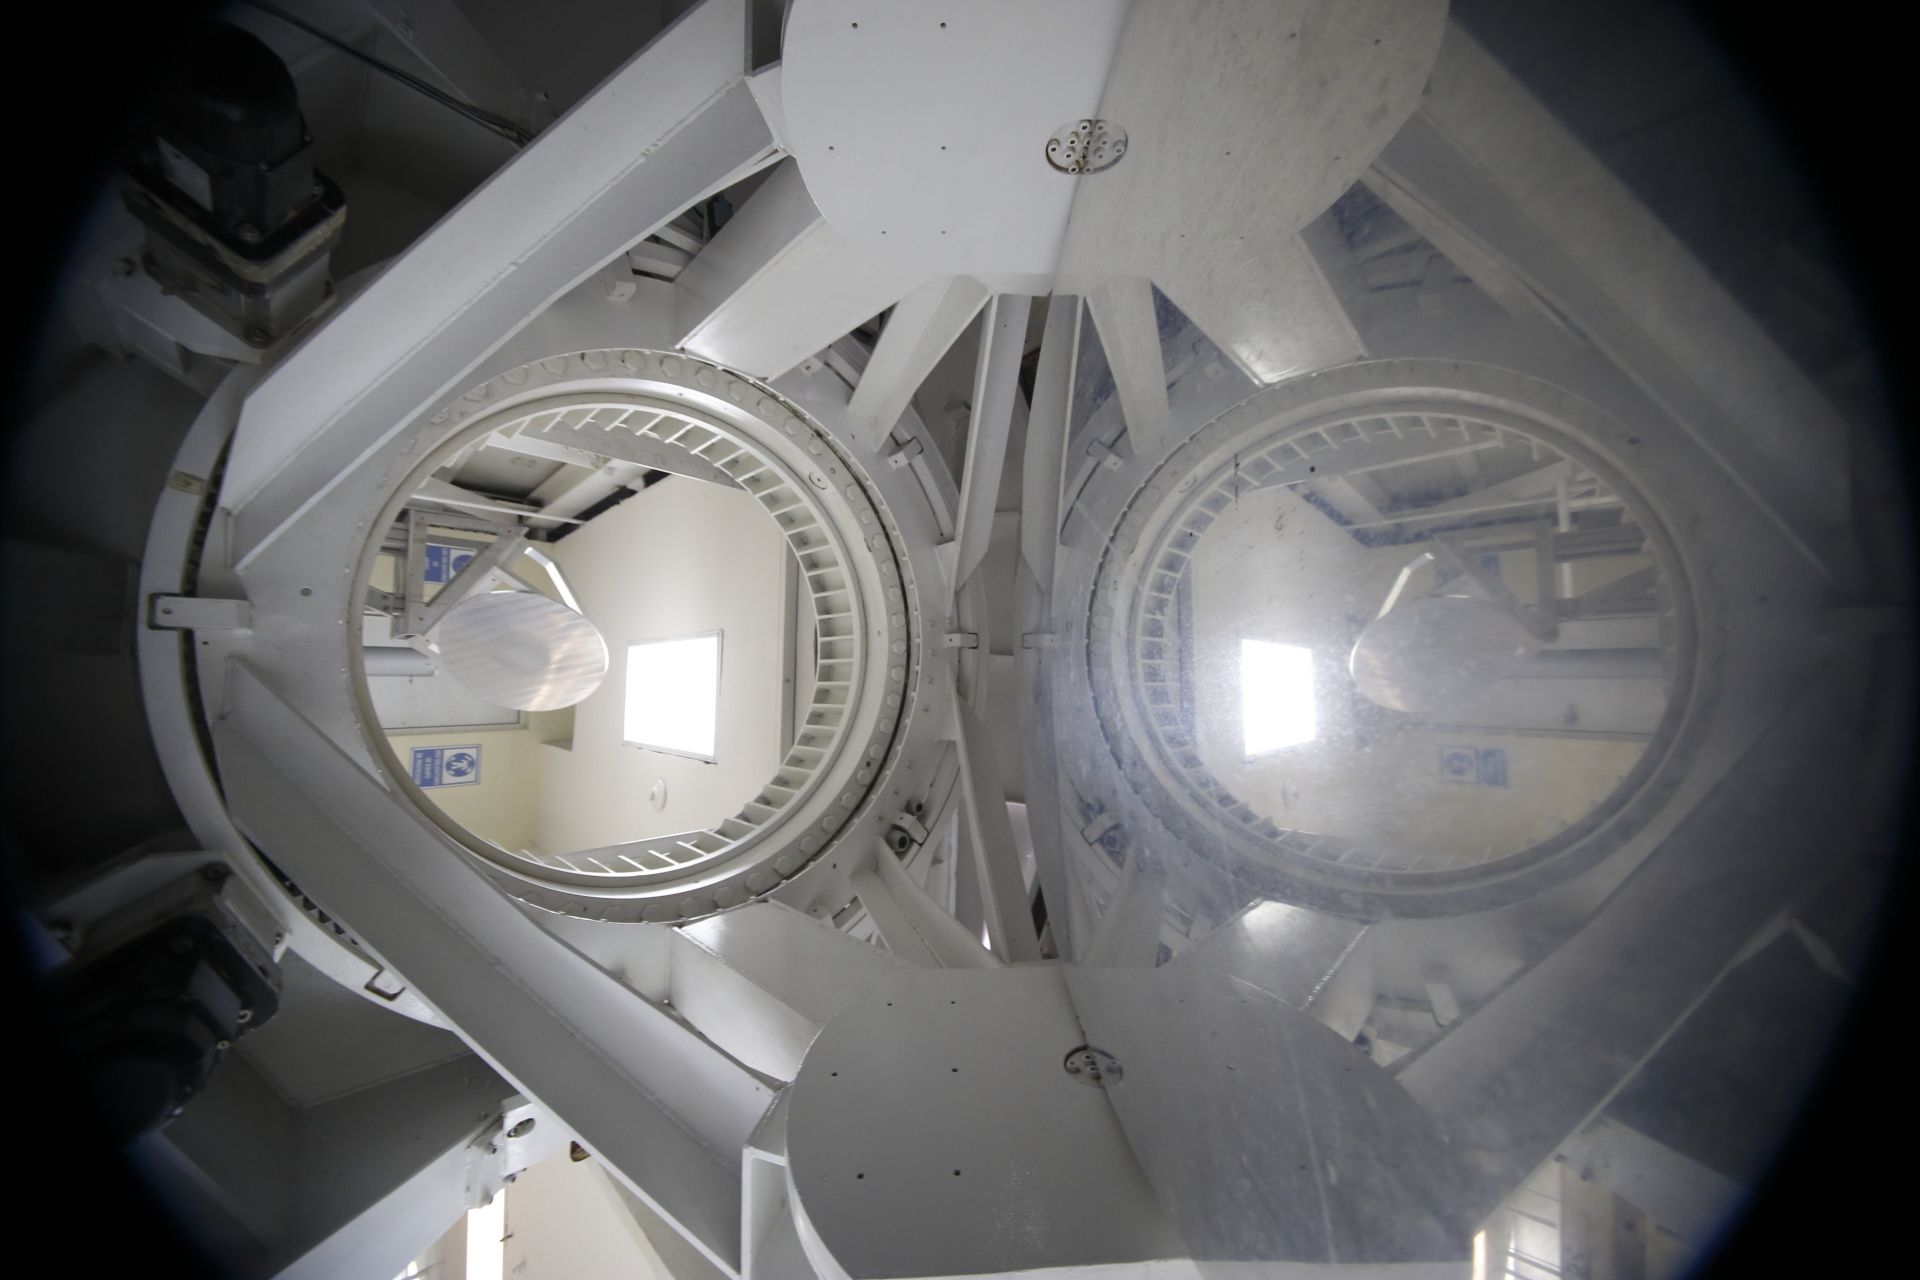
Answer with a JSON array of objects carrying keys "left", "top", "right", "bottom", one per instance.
[
  {"left": 1086, "top": 277, "right": 1171, "bottom": 463},
  {"left": 225, "top": 0, "right": 779, "bottom": 570},
  {"left": 847, "top": 276, "right": 991, "bottom": 452}
]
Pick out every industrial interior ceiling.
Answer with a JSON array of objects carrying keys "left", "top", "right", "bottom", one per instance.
[{"left": 2, "top": 1, "right": 1912, "bottom": 1278}]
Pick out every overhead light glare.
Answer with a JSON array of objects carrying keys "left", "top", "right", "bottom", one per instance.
[
  {"left": 1241, "top": 639, "right": 1317, "bottom": 755},
  {"left": 624, "top": 633, "right": 721, "bottom": 760}
]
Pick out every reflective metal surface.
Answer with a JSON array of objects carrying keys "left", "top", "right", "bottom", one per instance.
[
  {"left": 1089, "top": 403, "right": 1682, "bottom": 879},
  {"left": 433, "top": 590, "right": 609, "bottom": 711}
]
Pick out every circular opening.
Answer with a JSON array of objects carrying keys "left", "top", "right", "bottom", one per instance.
[
  {"left": 352, "top": 352, "right": 914, "bottom": 922},
  {"left": 1088, "top": 398, "right": 1693, "bottom": 894}
]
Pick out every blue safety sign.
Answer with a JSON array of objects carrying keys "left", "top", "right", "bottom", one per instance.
[
  {"left": 424, "top": 543, "right": 476, "bottom": 584},
  {"left": 1440, "top": 745, "right": 1508, "bottom": 787},
  {"left": 412, "top": 744, "right": 481, "bottom": 788}
]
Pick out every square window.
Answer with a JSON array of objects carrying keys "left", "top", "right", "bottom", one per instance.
[
  {"left": 1241, "top": 639, "right": 1317, "bottom": 756},
  {"left": 623, "top": 633, "right": 721, "bottom": 760}
]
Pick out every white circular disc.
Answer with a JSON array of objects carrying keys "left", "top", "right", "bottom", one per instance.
[
  {"left": 1348, "top": 594, "right": 1538, "bottom": 715},
  {"left": 433, "top": 591, "right": 608, "bottom": 711}
]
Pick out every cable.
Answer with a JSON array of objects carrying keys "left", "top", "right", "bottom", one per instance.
[{"left": 240, "top": 0, "right": 534, "bottom": 148}]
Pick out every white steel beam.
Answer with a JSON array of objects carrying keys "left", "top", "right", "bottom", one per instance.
[
  {"left": 1371, "top": 23, "right": 1849, "bottom": 574},
  {"left": 1557, "top": 1118, "right": 1743, "bottom": 1250},
  {"left": 669, "top": 902, "right": 910, "bottom": 1079},
  {"left": 954, "top": 697, "right": 1043, "bottom": 963},
  {"left": 524, "top": 462, "right": 647, "bottom": 527},
  {"left": 410, "top": 529, "right": 527, "bottom": 635},
  {"left": 946, "top": 294, "right": 1031, "bottom": 595},
  {"left": 846, "top": 276, "right": 991, "bottom": 451},
  {"left": 480, "top": 432, "right": 607, "bottom": 470},
  {"left": 1396, "top": 459, "right": 1576, "bottom": 523},
  {"left": 1155, "top": 234, "right": 1369, "bottom": 388},
  {"left": 876, "top": 841, "right": 999, "bottom": 969},
  {"left": 1397, "top": 671, "right": 1861, "bottom": 1223},
  {"left": 1017, "top": 295, "right": 1083, "bottom": 961},
  {"left": 225, "top": 0, "right": 779, "bottom": 571},
  {"left": 848, "top": 869, "right": 939, "bottom": 968},
  {"left": 1018, "top": 295, "right": 1082, "bottom": 593},
  {"left": 673, "top": 159, "right": 923, "bottom": 380},
  {"left": 1311, "top": 474, "right": 1391, "bottom": 527},
  {"left": 1081, "top": 849, "right": 1166, "bottom": 969},
  {"left": 519, "top": 419, "right": 740, "bottom": 489},
  {"left": 216, "top": 663, "right": 770, "bottom": 1274},
  {"left": 850, "top": 846, "right": 998, "bottom": 971},
  {"left": 1085, "top": 277, "right": 1171, "bottom": 463}
]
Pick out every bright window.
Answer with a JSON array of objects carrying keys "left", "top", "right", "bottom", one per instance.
[
  {"left": 1241, "top": 639, "right": 1317, "bottom": 755},
  {"left": 623, "top": 633, "right": 721, "bottom": 760},
  {"left": 465, "top": 1191, "right": 504, "bottom": 1280}
]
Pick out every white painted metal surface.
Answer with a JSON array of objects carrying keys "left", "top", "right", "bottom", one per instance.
[
  {"left": 1063, "top": 964, "right": 1472, "bottom": 1269},
  {"left": 223, "top": 0, "right": 780, "bottom": 569},
  {"left": 785, "top": 965, "right": 1186, "bottom": 1278},
  {"left": 1371, "top": 24, "right": 1851, "bottom": 573},
  {"left": 780, "top": 0, "right": 1128, "bottom": 291},
  {"left": 217, "top": 663, "right": 771, "bottom": 1272},
  {"left": 1085, "top": 277, "right": 1170, "bottom": 460},
  {"left": 1056, "top": 0, "right": 1445, "bottom": 382},
  {"left": 846, "top": 276, "right": 990, "bottom": 450},
  {"left": 95, "top": 5, "right": 1896, "bottom": 1277},
  {"left": 674, "top": 159, "right": 924, "bottom": 379},
  {"left": 669, "top": 902, "right": 909, "bottom": 1079},
  {"left": 948, "top": 294, "right": 1031, "bottom": 595}
]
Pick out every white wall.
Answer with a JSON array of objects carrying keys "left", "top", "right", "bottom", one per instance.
[
  {"left": 384, "top": 727, "right": 543, "bottom": 853},
  {"left": 492, "top": 1153, "right": 679, "bottom": 1280},
  {"left": 536, "top": 475, "right": 790, "bottom": 853}
]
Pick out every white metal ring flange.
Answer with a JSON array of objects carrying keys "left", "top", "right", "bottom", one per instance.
[
  {"left": 348, "top": 349, "right": 919, "bottom": 923},
  {"left": 1064, "top": 358, "right": 1719, "bottom": 920}
]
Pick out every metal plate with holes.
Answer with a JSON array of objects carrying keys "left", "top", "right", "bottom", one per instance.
[
  {"left": 1046, "top": 118, "right": 1127, "bottom": 174},
  {"left": 1062, "top": 1044, "right": 1123, "bottom": 1087}
]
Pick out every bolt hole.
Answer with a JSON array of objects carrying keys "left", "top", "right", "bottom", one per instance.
[
  {"left": 299, "top": 587, "right": 313, "bottom": 596},
  {"left": 953, "top": 1169, "right": 961, "bottom": 1176},
  {"left": 856, "top": 1172, "right": 865, "bottom": 1179},
  {"left": 507, "top": 1118, "right": 536, "bottom": 1138}
]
